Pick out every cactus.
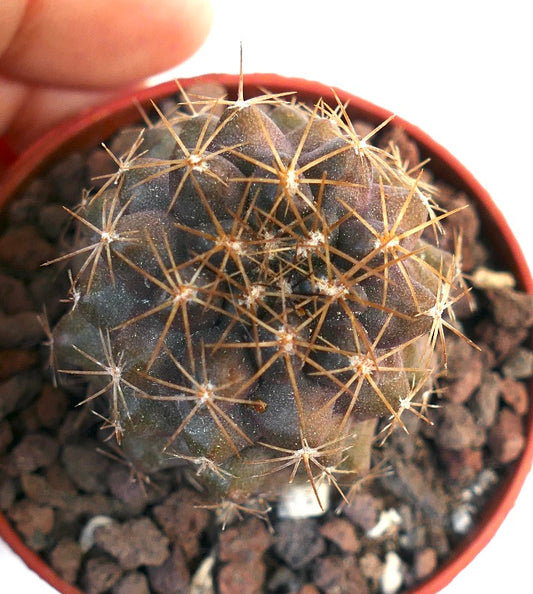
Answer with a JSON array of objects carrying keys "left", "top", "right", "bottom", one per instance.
[{"left": 49, "top": 80, "right": 471, "bottom": 511}]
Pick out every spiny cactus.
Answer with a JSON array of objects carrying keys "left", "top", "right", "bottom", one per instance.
[{"left": 48, "top": 79, "right": 471, "bottom": 511}]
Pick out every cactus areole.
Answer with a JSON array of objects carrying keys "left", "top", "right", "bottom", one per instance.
[{"left": 48, "top": 75, "right": 473, "bottom": 512}]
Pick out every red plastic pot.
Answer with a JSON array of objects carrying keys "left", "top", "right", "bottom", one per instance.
[{"left": 0, "top": 73, "right": 531, "bottom": 594}]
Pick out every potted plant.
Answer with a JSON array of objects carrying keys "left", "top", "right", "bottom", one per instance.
[{"left": 0, "top": 74, "right": 531, "bottom": 594}]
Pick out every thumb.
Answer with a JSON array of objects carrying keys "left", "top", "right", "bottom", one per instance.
[{"left": 0, "top": 0, "right": 213, "bottom": 89}]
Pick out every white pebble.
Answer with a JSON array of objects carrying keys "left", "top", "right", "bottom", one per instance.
[
  {"left": 472, "top": 469, "right": 498, "bottom": 497},
  {"left": 380, "top": 551, "right": 403, "bottom": 594},
  {"left": 367, "top": 508, "right": 402, "bottom": 539},
  {"left": 451, "top": 506, "right": 473, "bottom": 534},
  {"left": 190, "top": 550, "right": 216, "bottom": 594},
  {"left": 79, "top": 515, "right": 116, "bottom": 552},
  {"left": 471, "top": 266, "right": 515, "bottom": 289},
  {"left": 277, "top": 482, "right": 330, "bottom": 518}
]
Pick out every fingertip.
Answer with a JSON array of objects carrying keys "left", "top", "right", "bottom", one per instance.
[
  {"left": 0, "top": 0, "right": 214, "bottom": 88},
  {"left": 0, "top": 0, "right": 28, "bottom": 57},
  {"left": 163, "top": 0, "right": 214, "bottom": 76}
]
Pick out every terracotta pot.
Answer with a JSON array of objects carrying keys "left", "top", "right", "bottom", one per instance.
[{"left": 0, "top": 73, "right": 531, "bottom": 594}]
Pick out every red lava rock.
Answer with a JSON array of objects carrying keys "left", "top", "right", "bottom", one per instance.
[
  {"left": 61, "top": 443, "right": 111, "bottom": 493},
  {"left": 36, "top": 383, "right": 69, "bottom": 428},
  {"left": 7, "top": 432, "right": 59, "bottom": 474},
  {"left": 7, "top": 500, "right": 54, "bottom": 551},
  {"left": 20, "top": 473, "right": 71, "bottom": 509},
  {"left": 359, "top": 552, "right": 384, "bottom": 588},
  {"left": 486, "top": 288, "right": 533, "bottom": 329},
  {"left": 93, "top": 517, "right": 170, "bottom": 570},
  {"left": 447, "top": 355, "right": 483, "bottom": 403},
  {"left": 477, "top": 340, "right": 497, "bottom": 371},
  {"left": 500, "top": 377, "right": 529, "bottom": 415},
  {"left": 0, "top": 272, "right": 34, "bottom": 314},
  {"left": 440, "top": 448, "right": 483, "bottom": 483},
  {"left": 0, "top": 478, "right": 16, "bottom": 512},
  {"left": 379, "top": 126, "right": 420, "bottom": 168},
  {"left": 0, "top": 348, "right": 39, "bottom": 381},
  {"left": 38, "top": 203, "right": 72, "bottom": 241},
  {"left": 113, "top": 572, "right": 150, "bottom": 594},
  {"left": 152, "top": 489, "right": 209, "bottom": 561},
  {"left": 475, "top": 320, "right": 528, "bottom": 363},
  {"left": 218, "top": 559, "right": 266, "bottom": 594},
  {"left": 45, "top": 461, "right": 78, "bottom": 494},
  {"left": 8, "top": 181, "right": 50, "bottom": 223},
  {"left": 298, "top": 586, "right": 321, "bottom": 594},
  {"left": 87, "top": 148, "right": 116, "bottom": 189},
  {"left": 68, "top": 492, "right": 123, "bottom": 521},
  {"left": 48, "top": 153, "right": 86, "bottom": 207},
  {"left": 319, "top": 517, "right": 360, "bottom": 553},
  {"left": 414, "top": 547, "right": 438, "bottom": 580},
  {"left": 273, "top": 519, "right": 326, "bottom": 570},
  {"left": 57, "top": 408, "right": 98, "bottom": 444},
  {"left": 311, "top": 555, "right": 369, "bottom": 594},
  {"left": 0, "top": 419, "right": 13, "bottom": 453},
  {"left": 18, "top": 401, "right": 42, "bottom": 433},
  {"left": 50, "top": 537, "right": 82, "bottom": 583},
  {"left": 0, "top": 370, "right": 42, "bottom": 419},
  {"left": 28, "top": 269, "right": 68, "bottom": 319},
  {"left": 431, "top": 190, "right": 480, "bottom": 271},
  {"left": 267, "top": 566, "right": 300, "bottom": 592},
  {"left": 147, "top": 545, "right": 190, "bottom": 594},
  {"left": 342, "top": 492, "right": 379, "bottom": 532},
  {"left": 0, "top": 312, "right": 44, "bottom": 349},
  {"left": 488, "top": 408, "right": 526, "bottom": 463},
  {"left": 444, "top": 337, "right": 483, "bottom": 403},
  {"left": 107, "top": 464, "right": 149, "bottom": 516},
  {"left": 435, "top": 403, "right": 485, "bottom": 451},
  {"left": 83, "top": 556, "right": 123, "bottom": 594},
  {"left": 502, "top": 347, "right": 533, "bottom": 380},
  {"left": 471, "top": 371, "right": 501, "bottom": 428},
  {"left": 218, "top": 517, "right": 272, "bottom": 563},
  {"left": 0, "top": 225, "right": 55, "bottom": 272},
  {"left": 384, "top": 457, "right": 448, "bottom": 521}
]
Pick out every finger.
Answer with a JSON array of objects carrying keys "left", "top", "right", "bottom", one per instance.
[
  {"left": 0, "top": 0, "right": 27, "bottom": 57},
  {"left": 1, "top": 82, "right": 126, "bottom": 152},
  {"left": 0, "top": 0, "right": 213, "bottom": 89},
  {"left": 0, "top": 76, "right": 26, "bottom": 135}
]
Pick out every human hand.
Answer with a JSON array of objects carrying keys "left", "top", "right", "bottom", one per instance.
[{"left": 0, "top": 0, "right": 212, "bottom": 153}]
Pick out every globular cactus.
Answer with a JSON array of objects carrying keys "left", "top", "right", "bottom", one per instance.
[{"left": 49, "top": 80, "right": 470, "bottom": 511}]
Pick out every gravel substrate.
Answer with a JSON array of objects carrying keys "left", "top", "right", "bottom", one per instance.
[{"left": 0, "top": 93, "right": 531, "bottom": 594}]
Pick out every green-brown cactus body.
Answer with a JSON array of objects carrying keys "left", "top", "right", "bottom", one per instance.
[{"left": 51, "top": 83, "right": 466, "bottom": 507}]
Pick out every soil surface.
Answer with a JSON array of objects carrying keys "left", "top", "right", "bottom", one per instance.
[{"left": 0, "top": 93, "right": 531, "bottom": 594}]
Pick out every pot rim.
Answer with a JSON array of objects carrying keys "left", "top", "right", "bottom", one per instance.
[{"left": 0, "top": 72, "right": 531, "bottom": 594}]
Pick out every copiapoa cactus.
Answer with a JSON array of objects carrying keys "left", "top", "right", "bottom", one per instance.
[{"left": 48, "top": 76, "right": 472, "bottom": 515}]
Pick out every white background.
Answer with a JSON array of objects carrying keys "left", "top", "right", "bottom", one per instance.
[{"left": 1, "top": 1, "right": 532, "bottom": 592}]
